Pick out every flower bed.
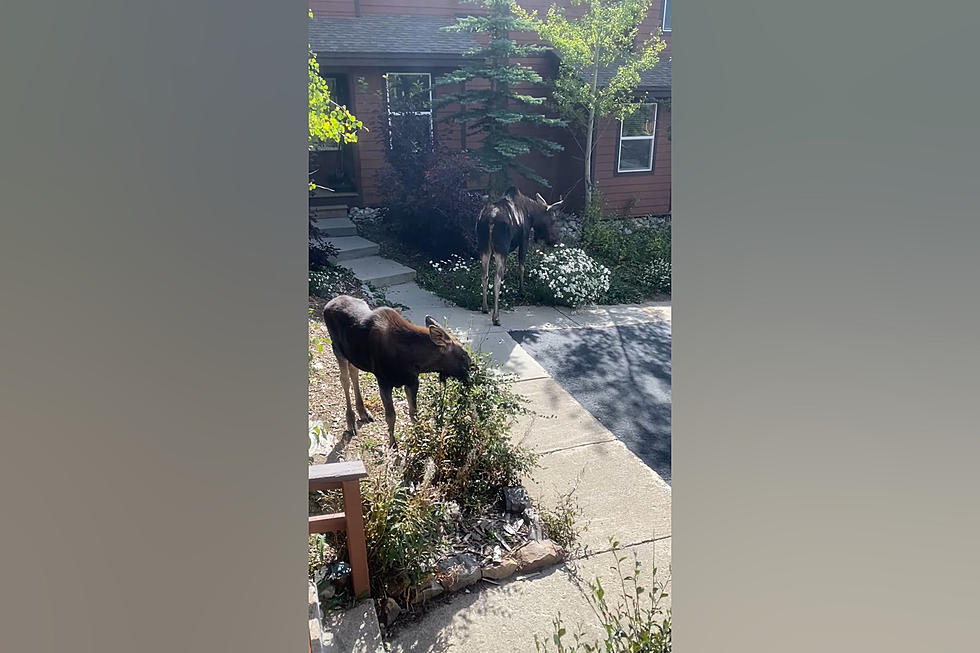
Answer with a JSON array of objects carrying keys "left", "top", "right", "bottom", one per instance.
[
  {"left": 418, "top": 246, "right": 610, "bottom": 311},
  {"left": 308, "top": 309, "right": 579, "bottom": 631}
]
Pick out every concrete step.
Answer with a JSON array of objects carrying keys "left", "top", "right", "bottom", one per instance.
[
  {"left": 338, "top": 255, "right": 416, "bottom": 287},
  {"left": 327, "top": 236, "right": 380, "bottom": 262},
  {"left": 314, "top": 217, "right": 357, "bottom": 237},
  {"left": 312, "top": 204, "right": 349, "bottom": 219}
]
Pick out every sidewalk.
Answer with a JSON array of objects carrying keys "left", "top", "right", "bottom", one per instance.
[{"left": 381, "top": 281, "right": 672, "bottom": 652}]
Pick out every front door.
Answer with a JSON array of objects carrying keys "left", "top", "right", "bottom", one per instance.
[{"left": 309, "top": 73, "right": 358, "bottom": 200}]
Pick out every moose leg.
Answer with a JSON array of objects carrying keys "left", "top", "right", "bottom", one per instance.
[
  {"left": 518, "top": 241, "right": 527, "bottom": 293},
  {"left": 336, "top": 354, "right": 357, "bottom": 436},
  {"left": 492, "top": 252, "right": 505, "bottom": 326},
  {"left": 405, "top": 379, "right": 419, "bottom": 424},
  {"left": 480, "top": 250, "right": 491, "bottom": 314},
  {"left": 348, "top": 361, "right": 372, "bottom": 423},
  {"left": 377, "top": 383, "right": 397, "bottom": 448}
]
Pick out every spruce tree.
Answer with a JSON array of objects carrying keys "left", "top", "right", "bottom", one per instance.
[{"left": 434, "top": 0, "right": 565, "bottom": 194}]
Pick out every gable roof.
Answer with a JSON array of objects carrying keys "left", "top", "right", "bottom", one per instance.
[
  {"left": 594, "top": 56, "right": 671, "bottom": 92},
  {"left": 309, "top": 15, "right": 478, "bottom": 56}
]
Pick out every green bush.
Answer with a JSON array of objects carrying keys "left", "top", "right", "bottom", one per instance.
[
  {"left": 355, "top": 349, "right": 539, "bottom": 599},
  {"left": 537, "top": 489, "right": 584, "bottom": 550},
  {"left": 361, "top": 453, "right": 447, "bottom": 599},
  {"left": 535, "top": 540, "right": 671, "bottom": 653},
  {"left": 418, "top": 246, "right": 611, "bottom": 310},
  {"left": 416, "top": 253, "right": 523, "bottom": 311},
  {"left": 403, "top": 350, "right": 538, "bottom": 511},
  {"left": 580, "top": 217, "right": 671, "bottom": 303},
  {"left": 309, "top": 265, "right": 361, "bottom": 298}
]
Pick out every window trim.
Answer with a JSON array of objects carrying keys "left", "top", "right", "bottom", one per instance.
[
  {"left": 616, "top": 102, "right": 658, "bottom": 174},
  {"left": 662, "top": 0, "right": 671, "bottom": 32},
  {"left": 384, "top": 72, "right": 434, "bottom": 148}
]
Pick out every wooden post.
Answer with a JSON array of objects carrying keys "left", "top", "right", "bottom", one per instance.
[{"left": 342, "top": 479, "right": 370, "bottom": 599}]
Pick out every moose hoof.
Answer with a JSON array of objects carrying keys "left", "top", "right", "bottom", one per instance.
[
  {"left": 358, "top": 414, "right": 374, "bottom": 424},
  {"left": 492, "top": 317, "right": 501, "bottom": 326},
  {"left": 481, "top": 307, "right": 488, "bottom": 314}
]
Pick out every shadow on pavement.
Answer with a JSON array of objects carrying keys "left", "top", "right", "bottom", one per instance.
[{"left": 510, "top": 323, "right": 671, "bottom": 484}]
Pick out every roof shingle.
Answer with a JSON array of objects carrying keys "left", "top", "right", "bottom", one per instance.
[
  {"left": 309, "top": 15, "right": 478, "bottom": 55},
  {"left": 593, "top": 56, "right": 671, "bottom": 90}
]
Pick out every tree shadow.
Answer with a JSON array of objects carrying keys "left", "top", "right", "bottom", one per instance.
[{"left": 509, "top": 323, "right": 671, "bottom": 483}]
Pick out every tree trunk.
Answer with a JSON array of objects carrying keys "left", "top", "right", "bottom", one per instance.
[{"left": 584, "top": 105, "right": 595, "bottom": 196}]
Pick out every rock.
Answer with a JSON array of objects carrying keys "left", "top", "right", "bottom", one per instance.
[
  {"left": 512, "top": 539, "right": 563, "bottom": 573},
  {"left": 318, "top": 582, "right": 336, "bottom": 601},
  {"left": 436, "top": 553, "right": 482, "bottom": 593},
  {"left": 410, "top": 579, "right": 444, "bottom": 605},
  {"left": 482, "top": 558, "right": 519, "bottom": 581},
  {"left": 502, "top": 486, "right": 532, "bottom": 514},
  {"left": 381, "top": 597, "right": 401, "bottom": 626},
  {"left": 524, "top": 507, "right": 544, "bottom": 541}
]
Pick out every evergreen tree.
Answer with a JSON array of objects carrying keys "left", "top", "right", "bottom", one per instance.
[{"left": 435, "top": 0, "right": 565, "bottom": 194}]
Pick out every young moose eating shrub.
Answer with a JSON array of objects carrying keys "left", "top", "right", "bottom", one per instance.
[
  {"left": 323, "top": 295, "right": 472, "bottom": 447},
  {"left": 477, "top": 187, "right": 563, "bottom": 326}
]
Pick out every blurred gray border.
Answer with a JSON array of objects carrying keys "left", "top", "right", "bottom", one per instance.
[
  {"left": 1, "top": 3, "right": 309, "bottom": 651},
  {"left": 674, "top": 1, "right": 980, "bottom": 650}
]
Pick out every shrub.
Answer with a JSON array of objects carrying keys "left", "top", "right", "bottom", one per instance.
[
  {"left": 376, "top": 99, "right": 485, "bottom": 258},
  {"left": 309, "top": 266, "right": 359, "bottom": 297},
  {"left": 417, "top": 253, "right": 523, "bottom": 311},
  {"left": 403, "top": 350, "right": 538, "bottom": 512},
  {"left": 581, "top": 217, "right": 671, "bottom": 303},
  {"left": 361, "top": 452, "right": 447, "bottom": 599},
  {"left": 535, "top": 540, "right": 671, "bottom": 653},
  {"left": 309, "top": 209, "right": 339, "bottom": 271},
  {"left": 537, "top": 489, "right": 584, "bottom": 550},
  {"left": 418, "top": 246, "right": 611, "bottom": 310},
  {"left": 529, "top": 244, "right": 610, "bottom": 307}
]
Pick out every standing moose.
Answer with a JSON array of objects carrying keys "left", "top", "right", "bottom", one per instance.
[
  {"left": 477, "top": 187, "right": 563, "bottom": 325},
  {"left": 323, "top": 295, "right": 472, "bottom": 447}
]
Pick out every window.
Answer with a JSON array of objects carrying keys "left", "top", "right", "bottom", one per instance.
[
  {"left": 663, "top": 0, "right": 671, "bottom": 32},
  {"left": 617, "top": 103, "right": 657, "bottom": 173},
  {"left": 385, "top": 72, "right": 433, "bottom": 150},
  {"left": 315, "top": 76, "right": 340, "bottom": 151}
]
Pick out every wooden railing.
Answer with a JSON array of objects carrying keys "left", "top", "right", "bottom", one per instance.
[{"left": 308, "top": 460, "right": 371, "bottom": 600}]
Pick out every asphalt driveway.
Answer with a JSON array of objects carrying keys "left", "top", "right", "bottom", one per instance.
[{"left": 510, "top": 321, "right": 671, "bottom": 484}]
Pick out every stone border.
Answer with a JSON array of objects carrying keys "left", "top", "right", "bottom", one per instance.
[{"left": 380, "top": 538, "right": 565, "bottom": 628}]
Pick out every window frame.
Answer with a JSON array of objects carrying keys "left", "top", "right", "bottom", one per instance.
[
  {"left": 384, "top": 72, "right": 434, "bottom": 148},
  {"left": 616, "top": 102, "right": 658, "bottom": 174},
  {"left": 662, "top": 0, "right": 671, "bottom": 32}
]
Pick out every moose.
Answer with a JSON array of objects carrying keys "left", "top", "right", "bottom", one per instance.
[
  {"left": 477, "top": 187, "right": 564, "bottom": 325},
  {"left": 322, "top": 295, "right": 472, "bottom": 447}
]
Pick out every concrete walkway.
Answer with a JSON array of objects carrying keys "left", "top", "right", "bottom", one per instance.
[{"left": 378, "top": 281, "right": 672, "bottom": 653}]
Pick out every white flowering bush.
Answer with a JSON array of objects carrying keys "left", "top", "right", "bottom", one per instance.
[
  {"left": 419, "top": 247, "right": 610, "bottom": 309},
  {"left": 419, "top": 253, "right": 523, "bottom": 310},
  {"left": 529, "top": 245, "right": 610, "bottom": 307},
  {"left": 643, "top": 259, "right": 671, "bottom": 295}
]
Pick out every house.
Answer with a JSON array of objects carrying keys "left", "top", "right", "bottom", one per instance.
[{"left": 309, "top": 0, "right": 671, "bottom": 217}]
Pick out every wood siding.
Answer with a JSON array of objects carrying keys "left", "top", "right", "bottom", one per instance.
[{"left": 592, "top": 104, "right": 671, "bottom": 216}]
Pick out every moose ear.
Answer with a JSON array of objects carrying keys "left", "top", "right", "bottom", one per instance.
[
  {"left": 535, "top": 192, "right": 548, "bottom": 205},
  {"left": 424, "top": 315, "right": 439, "bottom": 328},
  {"left": 428, "top": 324, "right": 453, "bottom": 347}
]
